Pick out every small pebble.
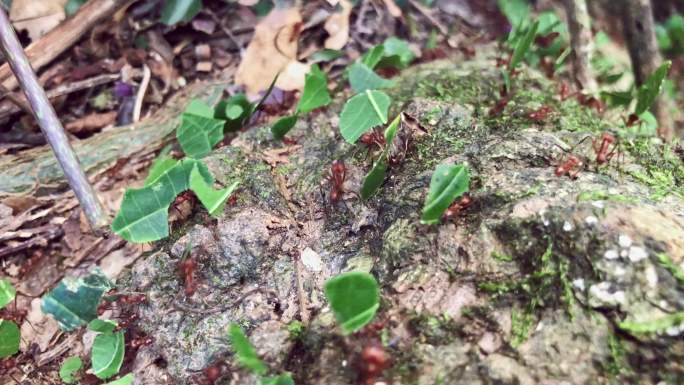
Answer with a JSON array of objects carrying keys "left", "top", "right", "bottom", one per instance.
[
  {"left": 604, "top": 249, "right": 619, "bottom": 260},
  {"left": 563, "top": 221, "right": 573, "bottom": 231},
  {"left": 628, "top": 246, "right": 648, "bottom": 262},
  {"left": 585, "top": 215, "right": 598, "bottom": 225},
  {"left": 592, "top": 201, "right": 605, "bottom": 209},
  {"left": 618, "top": 235, "right": 632, "bottom": 248},
  {"left": 572, "top": 278, "right": 585, "bottom": 291}
]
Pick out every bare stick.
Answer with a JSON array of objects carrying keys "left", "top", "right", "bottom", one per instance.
[
  {"left": 622, "top": 0, "right": 673, "bottom": 140},
  {"left": 562, "top": 0, "right": 597, "bottom": 93},
  {"left": 0, "top": 7, "right": 108, "bottom": 230}
]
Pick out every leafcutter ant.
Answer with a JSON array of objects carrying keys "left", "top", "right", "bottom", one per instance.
[
  {"left": 576, "top": 94, "right": 604, "bottom": 114},
  {"left": 528, "top": 105, "right": 553, "bottom": 123},
  {"left": 555, "top": 154, "right": 584, "bottom": 179},
  {"left": 443, "top": 194, "right": 473, "bottom": 221},
  {"left": 591, "top": 132, "right": 620, "bottom": 166},
  {"left": 359, "top": 128, "right": 386, "bottom": 150},
  {"left": 179, "top": 257, "right": 198, "bottom": 296},
  {"left": 489, "top": 98, "right": 510, "bottom": 117},
  {"left": 129, "top": 335, "right": 154, "bottom": 349},
  {"left": 328, "top": 160, "right": 346, "bottom": 203}
]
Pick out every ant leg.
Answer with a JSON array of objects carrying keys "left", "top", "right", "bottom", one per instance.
[{"left": 573, "top": 135, "right": 593, "bottom": 152}]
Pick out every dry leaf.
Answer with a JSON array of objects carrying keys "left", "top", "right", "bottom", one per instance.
[
  {"left": 235, "top": 7, "right": 306, "bottom": 95},
  {"left": 10, "top": 0, "right": 67, "bottom": 41},
  {"left": 324, "top": 0, "right": 353, "bottom": 50}
]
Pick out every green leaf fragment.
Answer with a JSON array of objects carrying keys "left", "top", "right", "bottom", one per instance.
[
  {"left": 296, "top": 64, "right": 331, "bottom": 114},
  {"left": 339, "top": 90, "right": 391, "bottom": 144},
  {"left": 619, "top": 312, "right": 684, "bottom": 334},
  {"left": 189, "top": 165, "right": 239, "bottom": 216},
  {"left": 634, "top": 60, "right": 671, "bottom": 115},
  {"left": 41, "top": 269, "right": 113, "bottom": 331},
  {"left": 271, "top": 115, "right": 299, "bottom": 140},
  {"left": 361, "top": 115, "right": 401, "bottom": 199},
  {"left": 102, "top": 373, "right": 134, "bottom": 385},
  {"left": 421, "top": 164, "right": 471, "bottom": 224},
  {"left": 361, "top": 44, "right": 385, "bottom": 70},
  {"left": 509, "top": 20, "right": 539, "bottom": 73},
  {"left": 324, "top": 272, "right": 380, "bottom": 334},
  {"left": 228, "top": 323, "right": 267, "bottom": 375},
  {"left": 59, "top": 356, "right": 83, "bottom": 384},
  {"left": 0, "top": 279, "right": 16, "bottom": 310},
  {"left": 0, "top": 320, "right": 20, "bottom": 358},
  {"left": 88, "top": 319, "right": 118, "bottom": 334},
  {"left": 378, "top": 37, "right": 414, "bottom": 69},
  {"left": 261, "top": 373, "right": 295, "bottom": 385},
  {"left": 91, "top": 331, "right": 125, "bottom": 379},
  {"left": 216, "top": 93, "right": 253, "bottom": 132},
  {"left": 177, "top": 100, "right": 225, "bottom": 159},
  {"left": 160, "top": 0, "right": 202, "bottom": 25},
  {"left": 348, "top": 61, "right": 395, "bottom": 94},
  {"left": 309, "top": 49, "right": 344, "bottom": 63},
  {"left": 145, "top": 154, "right": 178, "bottom": 186}
]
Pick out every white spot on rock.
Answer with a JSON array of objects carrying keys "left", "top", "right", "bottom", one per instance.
[
  {"left": 618, "top": 235, "right": 632, "bottom": 248},
  {"left": 563, "top": 221, "right": 573, "bottom": 231},
  {"left": 614, "top": 266, "right": 626, "bottom": 277},
  {"left": 604, "top": 249, "right": 619, "bottom": 260},
  {"left": 301, "top": 247, "right": 322, "bottom": 272},
  {"left": 572, "top": 278, "right": 585, "bottom": 291},
  {"left": 645, "top": 264, "right": 659, "bottom": 288},
  {"left": 592, "top": 201, "right": 605, "bottom": 209},
  {"left": 585, "top": 216, "right": 598, "bottom": 225},
  {"left": 628, "top": 246, "right": 648, "bottom": 262}
]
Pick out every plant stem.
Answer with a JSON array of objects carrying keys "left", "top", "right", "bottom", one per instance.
[
  {"left": 562, "top": 0, "right": 597, "bottom": 93},
  {"left": 0, "top": 7, "right": 108, "bottom": 231}
]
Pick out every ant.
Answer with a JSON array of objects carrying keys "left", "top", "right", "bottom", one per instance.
[
  {"left": 624, "top": 113, "right": 639, "bottom": 127},
  {"left": 535, "top": 32, "right": 560, "bottom": 48},
  {"left": 359, "top": 128, "right": 386, "bottom": 150},
  {"left": 458, "top": 45, "right": 476, "bottom": 59},
  {"left": 19, "top": 250, "right": 45, "bottom": 277},
  {"left": 179, "top": 256, "right": 198, "bottom": 296},
  {"left": 591, "top": 132, "right": 619, "bottom": 166},
  {"left": 576, "top": 94, "right": 605, "bottom": 114},
  {"left": 558, "top": 81, "right": 572, "bottom": 101},
  {"left": 488, "top": 97, "right": 509, "bottom": 117},
  {"left": 329, "top": 160, "right": 346, "bottom": 203},
  {"left": 354, "top": 321, "right": 390, "bottom": 385},
  {"left": 528, "top": 105, "right": 553, "bottom": 123},
  {"left": 555, "top": 154, "right": 584, "bottom": 179},
  {"left": 443, "top": 194, "right": 473, "bottom": 221},
  {"left": 129, "top": 335, "right": 154, "bottom": 349},
  {"left": 114, "top": 313, "right": 138, "bottom": 332}
]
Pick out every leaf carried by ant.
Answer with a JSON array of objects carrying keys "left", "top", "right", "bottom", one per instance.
[
  {"left": 189, "top": 165, "right": 239, "bottom": 216},
  {"left": 145, "top": 151, "right": 178, "bottom": 186},
  {"left": 361, "top": 44, "right": 385, "bottom": 70},
  {"left": 177, "top": 100, "right": 226, "bottom": 159},
  {"left": 215, "top": 93, "right": 253, "bottom": 132},
  {"left": 91, "top": 330, "right": 125, "bottom": 379},
  {"left": 261, "top": 373, "right": 295, "bottom": 385},
  {"left": 0, "top": 279, "right": 16, "bottom": 310},
  {"left": 296, "top": 64, "right": 331, "bottom": 114},
  {"left": 271, "top": 114, "right": 299, "bottom": 140},
  {"left": 228, "top": 323, "right": 268, "bottom": 375},
  {"left": 361, "top": 115, "right": 401, "bottom": 199},
  {"left": 0, "top": 320, "right": 20, "bottom": 358},
  {"left": 377, "top": 37, "right": 414, "bottom": 69},
  {"left": 88, "top": 319, "right": 118, "bottom": 334},
  {"left": 41, "top": 268, "right": 113, "bottom": 331},
  {"left": 421, "top": 164, "right": 470, "bottom": 225},
  {"left": 509, "top": 20, "right": 539, "bottom": 74},
  {"left": 309, "top": 49, "right": 344, "bottom": 63},
  {"left": 59, "top": 356, "right": 83, "bottom": 384},
  {"left": 634, "top": 60, "right": 672, "bottom": 116},
  {"left": 102, "top": 374, "right": 134, "bottom": 385},
  {"left": 339, "top": 90, "right": 391, "bottom": 144},
  {"left": 498, "top": 0, "right": 531, "bottom": 31},
  {"left": 324, "top": 272, "right": 380, "bottom": 334},
  {"left": 348, "top": 61, "right": 395, "bottom": 94}
]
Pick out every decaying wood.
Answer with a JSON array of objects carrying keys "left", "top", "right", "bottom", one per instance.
[
  {"left": 562, "top": 0, "right": 597, "bottom": 92},
  {"left": 621, "top": 0, "right": 673, "bottom": 140},
  {"left": 0, "top": 0, "right": 129, "bottom": 92}
]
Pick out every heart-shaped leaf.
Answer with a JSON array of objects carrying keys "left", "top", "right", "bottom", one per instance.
[
  {"left": 41, "top": 269, "right": 113, "bottom": 331},
  {"left": 0, "top": 320, "right": 20, "bottom": 358},
  {"left": 509, "top": 20, "right": 539, "bottom": 73},
  {"left": 189, "top": 166, "right": 239, "bottom": 216},
  {"left": 161, "top": 0, "right": 202, "bottom": 25},
  {"left": 228, "top": 323, "right": 267, "bottom": 375},
  {"left": 324, "top": 272, "right": 380, "bottom": 334},
  {"left": 177, "top": 100, "right": 225, "bottom": 159},
  {"left": 634, "top": 60, "right": 672, "bottom": 115},
  {"left": 377, "top": 37, "right": 414, "bottom": 69},
  {"left": 361, "top": 115, "right": 401, "bottom": 199},
  {"left": 0, "top": 279, "right": 16, "bottom": 310},
  {"left": 261, "top": 373, "right": 295, "bottom": 385},
  {"left": 361, "top": 45, "right": 385, "bottom": 70},
  {"left": 59, "top": 356, "right": 83, "bottom": 384},
  {"left": 102, "top": 374, "right": 134, "bottom": 385},
  {"left": 271, "top": 115, "right": 299, "bottom": 140},
  {"left": 339, "top": 90, "right": 391, "bottom": 144},
  {"left": 421, "top": 164, "right": 470, "bottom": 224},
  {"left": 91, "top": 331, "right": 125, "bottom": 379},
  {"left": 215, "top": 93, "right": 253, "bottom": 132},
  {"left": 296, "top": 64, "right": 331, "bottom": 114},
  {"left": 348, "top": 62, "right": 395, "bottom": 94}
]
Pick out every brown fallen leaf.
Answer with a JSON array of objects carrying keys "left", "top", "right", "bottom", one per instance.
[
  {"left": 235, "top": 7, "right": 307, "bottom": 95},
  {"left": 64, "top": 111, "right": 117, "bottom": 134},
  {"left": 324, "top": 0, "right": 353, "bottom": 50},
  {"left": 10, "top": 0, "right": 67, "bottom": 41}
]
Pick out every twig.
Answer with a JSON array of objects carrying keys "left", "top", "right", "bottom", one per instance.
[
  {"left": 132, "top": 64, "right": 151, "bottom": 123},
  {"left": 408, "top": 0, "right": 448, "bottom": 35},
  {"left": 562, "top": 0, "right": 597, "bottom": 92},
  {"left": 0, "top": 7, "right": 109, "bottom": 231},
  {"left": 0, "top": 83, "right": 31, "bottom": 114}
]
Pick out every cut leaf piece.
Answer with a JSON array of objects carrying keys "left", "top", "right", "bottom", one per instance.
[
  {"left": 361, "top": 115, "right": 401, "bottom": 199},
  {"left": 102, "top": 374, "right": 134, "bottom": 385},
  {"left": 339, "top": 90, "right": 391, "bottom": 144},
  {"left": 228, "top": 323, "right": 267, "bottom": 375},
  {"left": 509, "top": 20, "right": 539, "bottom": 73},
  {"left": 634, "top": 60, "right": 671, "bottom": 115},
  {"left": 0, "top": 279, "right": 16, "bottom": 310},
  {"left": 297, "top": 64, "right": 331, "bottom": 114},
  {"left": 0, "top": 320, "right": 20, "bottom": 358},
  {"left": 261, "top": 373, "right": 295, "bottom": 385},
  {"left": 177, "top": 100, "right": 225, "bottom": 159},
  {"left": 421, "top": 164, "right": 470, "bottom": 224},
  {"left": 161, "top": 0, "right": 202, "bottom": 25},
  {"left": 59, "top": 356, "right": 83, "bottom": 384},
  {"left": 88, "top": 319, "right": 118, "bottom": 334},
  {"left": 91, "top": 331, "right": 125, "bottom": 379},
  {"left": 189, "top": 166, "right": 239, "bottom": 216},
  {"left": 324, "top": 272, "right": 380, "bottom": 334},
  {"left": 309, "top": 49, "right": 344, "bottom": 63},
  {"left": 215, "top": 93, "right": 253, "bottom": 132},
  {"left": 377, "top": 37, "right": 414, "bottom": 69},
  {"left": 145, "top": 154, "right": 178, "bottom": 186},
  {"left": 361, "top": 45, "right": 385, "bottom": 70},
  {"left": 41, "top": 269, "right": 113, "bottom": 331},
  {"left": 271, "top": 115, "right": 299, "bottom": 140},
  {"left": 348, "top": 62, "right": 395, "bottom": 94}
]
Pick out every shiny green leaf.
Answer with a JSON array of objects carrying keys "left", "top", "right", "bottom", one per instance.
[
  {"left": 510, "top": 20, "right": 539, "bottom": 73},
  {"left": 91, "top": 331, "right": 125, "bottom": 379},
  {"left": 88, "top": 319, "right": 118, "bottom": 334},
  {"left": 59, "top": 356, "right": 83, "bottom": 384},
  {"left": 102, "top": 374, "right": 134, "bottom": 385},
  {"left": 144, "top": 152, "right": 178, "bottom": 186},
  {"left": 361, "top": 45, "right": 385, "bottom": 70},
  {"left": 634, "top": 60, "right": 672, "bottom": 115},
  {"left": 309, "top": 49, "right": 344, "bottom": 63},
  {"left": 189, "top": 165, "right": 239, "bottom": 216},
  {"left": 215, "top": 93, "right": 253, "bottom": 132},
  {"left": 0, "top": 320, "right": 20, "bottom": 358},
  {"left": 228, "top": 323, "right": 267, "bottom": 375},
  {"left": 421, "top": 164, "right": 470, "bottom": 224},
  {"left": 0, "top": 279, "right": 16, "bottom": 310},
  {"left": 271, "top": 115, "right": 299, "bottom": 140},
  {"left": 261, "top": 373, "right": 295, "bottom": 385},
  {"left": 348, "top": 62, "right": 394, "bottom": 94},
  {"left": 324, "top": 272, "right": 380, "bottom": 334},
  {"left": 377, "top": 37, "right": 414, "bottom": 69},
  {"left": 160, "top": 0, "right": 202, "bottom": 25},
  {"left": 297, "top": 65, "right": 331, "bottom": 114},
  {"left": 339, "top": 90, "right": 391, "bottom": 144},
  {"left": 361, "top": 115, "right": 401, "bottom": 199},
  {"left": 177, "top": 100, "right": 225, "bottom": 159}
]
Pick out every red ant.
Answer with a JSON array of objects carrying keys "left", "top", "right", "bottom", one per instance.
[
  {"left": 624, "top": 113, "right": 639, "bottom": 127},
  {"left": 443, "top": 194, "right": 473, "bottom": 221},
  {"left": 591, "top": 132, "right": 619, "bottom": 166},
  {"left": 421, "top": 47, "right": 447, "bottom": 62},
  {"left": 555, "top": 154, "right": 584, "bottom": 179},
  {"left": 558, "top": 81, "right": 572, "bottom": 101},
  {"left": 19, "top": 250, "right": 45, "bottom": 277},
  {"left": 535, "top": 32, "right": 560, "bottom": 48},
  {"left": 189, "top": 361, "right": 226, "bottom": 385},
  {"left": 359, "top": 128, "right": 386, "bottom": 150},
  {"left": 129, "top": 335, "right": 154, "bottom": 349},
  {"left": 528, "top": 105, "right": 553, "bottom": 123},
  {"left": 576, "top": 94, "right": 604, "bottom": 114},
  {"left": 114, "top": 313, "right": 138, "bottom": 332},
  {"left": 329, "top": 160, "right": 346, "bottom": 203},
  {"left": 354, "top": 321, "right": 390, "bottom": 385},
  {"left": 489, "top": 97, "right": 510, "bottom": 117},
  {"left": 458, "top": 45, "right": 476, "bottom": 59},
  {"left": 179, "top": 257, "right": 198, "bottom": 296}
]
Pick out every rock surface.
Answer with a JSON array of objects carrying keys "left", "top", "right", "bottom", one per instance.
[{"left": 120, "top": 51, "right": 684, "bottom": 385}]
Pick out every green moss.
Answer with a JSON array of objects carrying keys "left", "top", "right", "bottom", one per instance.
[
  {"left": 624, "top": 139, "right": 684, "bottom": 200},
  {"left": 510, "top": 306, "right": 534, "bottom": 348},
  {"left": 287, "top": 321, "right": 304, "bottom": 340},
  {"left": 657, "top": 253, "right": 684, "bottom": 287},
  {"left": 604, "top": 334, "right": 631, "bottom": 377},
  {"left": 576, "top": 190, "right": 638, "bottom": 204},
  {"left": 491, "top": 251, "right": 514, "bottom": 262}
]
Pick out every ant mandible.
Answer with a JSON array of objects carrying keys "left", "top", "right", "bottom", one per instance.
[{"left": 329, "top": 160, "right": 346, "bottom": 203}]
